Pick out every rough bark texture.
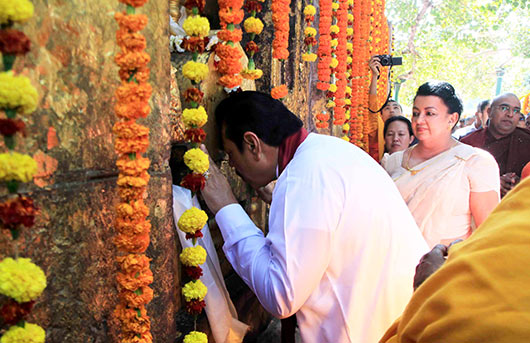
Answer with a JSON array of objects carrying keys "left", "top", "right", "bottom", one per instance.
[{"left": 0, "top": 1, "right": 176, "bottom": 342}]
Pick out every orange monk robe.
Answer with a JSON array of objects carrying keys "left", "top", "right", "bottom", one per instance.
[
  {"left": 380, "top": 176, "right": 530, "bottom": 343},
  {"left": 368, "top": 94, "right": 385, "bottom": 161},
  {"left": 522, "top": 161, "right": 530, "bottom": 180}
]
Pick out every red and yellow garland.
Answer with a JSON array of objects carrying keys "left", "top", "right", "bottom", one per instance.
[
  {"left": 316, "top": 0, "right": 332, "bottom": 91},
  {"left": 241, "top": 0, "right": 265, "bottom": 81},
  {"left": 113, "top": 1, "right": 154, "bottom": 342},
  {"left": 0, "top": 2, "right": 46, "bottom": 341}
]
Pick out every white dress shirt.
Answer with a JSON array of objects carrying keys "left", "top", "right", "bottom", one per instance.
[{"left": 216, "top": 133, "right": 429, "bottom": 343}]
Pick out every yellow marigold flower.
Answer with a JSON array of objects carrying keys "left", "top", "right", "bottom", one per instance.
[
  {"left": 348, "top": 14, "right": 354, "bottom": 22},
  {"left": 0, "top": 323, "right": 45, "bottom": 343},
  {"left": 347, "top": 27, "right": 353, "bottom": 36},
  {"left": 183, "top": 15, "right": 210, "bottom": 37},
  {"left": 0, "top": 0, "right": 34, "bottom": 24},
  {"left": 346, "top": 110, "right": 351, "bottom": 120},
  {"left": 182, "top": 61, "right": 209, "bottom": 83},
  {"left": 341, "top": 135, "right": 350, "bottom": 141},
  {"left": 348, "top": 0, "right": 354, "bottom": 5},
  {"left": 0, "top": 72, "right": 38, "bottom": 115},
  {"left": 331, "top": 39, "right": 338, "bottom": 48},
  {"left": 345, "top": 86, "right": 352, "bottom": 95},
  {"left": 330, "top": 58, "right": 338, "bottom": 68},
  {"left": 0, "top": 152, "right": 37, "bottom": 183},
  {"left": 328, "top": 84, "right": 337, "bottom": 93},
  {"left": 330, "top": 25, "right": 339, "bottom": 34},
  {"left": 345, "top": 98, "right": 352, "bottom": 105},
  {"left": 302, "top": 53, "right": 317, "bottom": 62},
  {"left": 345, "top": 71, "right": 351, "bottom": 79},
  {"left": 183, "top": 331, "right": 207, "bottom": 343},
  {"left": 180, "top": 246, "right": 207, "bottom": 267},
  {"left": 182, "top": 106, "right": 208, "bottom": 128},
  {"left": 304, "top": 5, "right": 316, "bottom": 16},
  {"left": 178, "top": 207, "right": 208, "bottom": 234},
  {"left": 342, "top": 123, "right": 350, "bottom": 132},
  {"left": 243, "top": 17, "right": 264, "bottom": 35},
  {"left": 304, "top": 27, "right": 317, "bottom": 37},
  {"left": 183, "top": 148, "right": 209, "bottom": 174},
  {"left": 326, "top": 101, "right": 336, "bottom": 108},
  {"left": 182, "top": 279, "right": 208, "bottom": 302},
  {"left": 347, "top": 56, "right": 353, "bottom": 64},
  {"left": 241, "top": 68, "right": 263, "bottom": 80},
  {"left": 346, "top": 42, "right": 353, "bottom": 52},
  {"left": 0, "top": 258, "right": 46, "bottom": 303},
  {"left": 331, "top": 2, "right": 339, "bottom": 10}
]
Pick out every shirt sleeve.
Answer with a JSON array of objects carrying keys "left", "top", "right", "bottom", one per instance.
[
  {"left": 215, "top": 170, "right": 340, "bottom": 318},
  {"left": 466, "top": 148, "right": 500, "bottom": 194}
]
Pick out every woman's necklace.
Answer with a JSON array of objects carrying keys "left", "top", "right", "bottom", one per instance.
[{"left": 404, "top": 140, "right": 458, "bottom": 176}]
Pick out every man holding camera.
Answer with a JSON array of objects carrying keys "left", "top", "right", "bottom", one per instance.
[{"left": 368, "top": 55, "right": 404, "bottom": 160}]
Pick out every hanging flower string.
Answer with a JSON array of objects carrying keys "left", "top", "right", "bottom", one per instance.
[
  {"left": 270, "top": 0, "right": 290, "bottom": 97},
  {"left": 113, "top": 1, "right": 154, "bottom": 342},
  {"left": 331, "top": 0, "right": 348, "bottom": 126},
  {"left": 302, "top": 2, "right": 317, "bottom": 62},
  {"left": 216, "top": 0, "right": 245, "bottom": 91},
  {"left": 316, "top": 0, "right": 332, "bottom": 91},
  {"left": 241, "top": 0, "right": 265, "bottom": 80},
  {"left": 0, "top": 2, "right": 47, "bottom": 342}
]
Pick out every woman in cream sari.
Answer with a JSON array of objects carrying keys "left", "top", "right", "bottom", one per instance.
[{"left": 382, "top": 82, "right": 500, "bottom": 248}]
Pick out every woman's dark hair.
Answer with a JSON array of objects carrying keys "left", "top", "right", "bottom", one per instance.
[
  {"left": 414, "top": 81, "right": 463, "bottom": 120},
  {"left": 215, "top": 91, "right": 303, "bottom": 151},
  {"left": 383, "top": 116, "right": 413, "bottom": 137}
]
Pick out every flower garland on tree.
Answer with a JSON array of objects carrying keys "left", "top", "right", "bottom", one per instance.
[
  {"left": 302, "top": 2, "right": 317, "bottom": 62},
  {"left": 0, "top": 1, "right": 47, "bottom": 342},
  {"left": 332, "top": 0, "right": 348, "bottom": 126},
  {"left": 316, "top": 0, "right": 332, "bottom": 91},
  {"left": 270, "top": 0, "right": 290, "bottom": 98},
  {"left": 113, "top": 1, "right": 154, "bottom": 342},
  {"left": 347, "top": 0, "right": 364, "bottom": 147},
  {"left": 178, "top": 2, "right": 210, "bottom": 342},
  {"left": 241, "top": 0, "right": 265, "bottom": 81},
  {"left": 216, "top": 0, "right": 245, "bottom": 90}
]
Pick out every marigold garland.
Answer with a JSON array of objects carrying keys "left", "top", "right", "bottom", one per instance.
[
  {"left": 113, "top": 2, "right": 153, "bottom": 342},
  {"left": 271, "top": 84, "right": 288, "bottom": 100},
  {"left": 183, "top": 331, "right": 208, "bottom": 343},
  {"left": 0, "top": 258, "right": 46, "bottom": 303},
  {"left": 316, "top": 0, "right": 333, "bottom": 91},
  {"left": 241, "top": 0, "right": 265, "bottom": 81},
  {"left": 216, "top": 0, "right": 244, "bottom": 90},
  {"left": 0, "top": 322, "right": 45, "bottom": 343}
]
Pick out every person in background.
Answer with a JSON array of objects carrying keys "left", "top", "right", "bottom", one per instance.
[
  {"left": 382, "top": 81, "right": 500, "bottom": 248},
  {"left": 383, "top": 116, "right": 414, "bottom": 156},
  {"left": 516, "top": 112, "right": 527, "bottom": 129},
  {"left": 525, "top": 114, "right": 530, "bottom": 130},
  {"left": 368, "top": 55, "right": 404, "bottom": 160},
  {"left": 200, "top": 91, "right": 428, "bottom": 343},
  {"left": 461, "top": 93, "right": 530, "bottom": 197},
  {"left": 453, "top": 99, "right": 490, "bottom": 139},
  {"left": 380, "top": 176, "right": 530, "bottom": 343}
]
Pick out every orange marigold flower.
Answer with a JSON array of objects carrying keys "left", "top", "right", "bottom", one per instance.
[
  {"left": 271, "top": 84, "right": 288, "bottom": 99},
  {"left": 217, "top": 58, "right": 242, "bottom": 75},
  {"left": 316, "top": 112, "right": 330, "bottom": 121},
  {"left": 119, "top": 286, "right": 154, "bottom": 308},
  {"left": 113, "top": 121, "right": 149, "bottom": 139},
  {"left": 240, "top": 68, "right": 263, "bottom": 80},
  {"left": 117, "top": 172, "right": 150, "bottom": 188},
  {"left": 272, "top": 48, "right": 289, "bottom": 60},
  {"left": 115, "top": 82, "right": 152, "bottom": 103},
  {"left": 116, "top": 266, "right": 153, "bottom": 291},
  {"left": 116, "top": 253, "right": 151, "bottom": 274},
  {"left": 184, "top": 128, "right": 207, "bottom": 144},
  {"left": 115, "top": 13, "right": 148, "bottom": 32},
  {"left": 181, "top": 36, "right": 210, "bottom": 53},
  {"left": 115, "top": 218, "right": 151, "bottom": 236},
  {"left": 118, "top": 0, "right": 148, "bottom": 7},
  {"left": 316, "top": 122, "right": 329, "bottom": 129},
  {"left": 219, "top": 8, "right": 245, "bottom": 25},
  {"left": 115, "top": 101, "right": 151, "bottom": 120},
  {"left": 219, "top": 74, "right": 243, "bottom": 89},
  {"left": 217, "top": 29, "right": 242, "bottom": 42},
  {"left": 116, "top": 200, "right": 149, "bottom": 221},
  {"left": 115, "top": 51, "right": 150, "bottom": 70},
  {"left": 116, "top": 30, "right": 146, "bottom": 52},
  {"left": 119, "top": 67, "right": 150, "bottom": 83},
  {"left": 317, "top": 82, "right": 329, "bottom": 91},
  {"left": 116, "top": 155, "right": 150, "bottom": 176},
  {"left": 114, "top": 136, "right": 148, "bottom": 155},
  {"left": 215, "top": 44, "right": 243, "bottom": 60},
  {"left": 114, "top": 231, "right": 151, "bottom": 253},
  {"left": 218, "top": 0, "right": 245, "bottom": 8},
  {"left": 118, "top": 186, "right": 146, "bottom": 202}
]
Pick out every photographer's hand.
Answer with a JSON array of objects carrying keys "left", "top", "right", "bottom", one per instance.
[{"left": 369, "top": 55, "right": 382, "bottom": 78}]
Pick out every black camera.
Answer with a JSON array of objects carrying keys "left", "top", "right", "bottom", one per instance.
[{"left": 375, "top": 55, "right": 402, "bottom": 66}]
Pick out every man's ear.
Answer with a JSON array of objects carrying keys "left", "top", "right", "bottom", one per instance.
[
  {"left": 242, "top": 131, "right": 261, "bottom": 160},
  {"left": 449, "top": 112, "right": 459, "bottom": 128}
]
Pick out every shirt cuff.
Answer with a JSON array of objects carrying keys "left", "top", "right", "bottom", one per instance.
[{"left": 215, "top": 203, "right": 260, "bottom": 248}]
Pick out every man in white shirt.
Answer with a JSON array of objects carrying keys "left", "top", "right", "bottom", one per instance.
[
  {"left": 200, "top": 91, "right": 428, "bottom": 343},
  {"left": 453, "top": 99, "right": 490, "bottom": 139}
]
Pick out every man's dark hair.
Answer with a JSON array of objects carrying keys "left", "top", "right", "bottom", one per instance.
[
  {"left": 383, "top": 115, "right": 413, "bottom": 137},
  {"left": 382, "top": 99, "right": 403, "bottom": 113},
  {"left": 215, "top": 91, "right": 303, "bottom": 151},
  {"left": 477, "top": 99, "right": 490, "bottom": 113},
  {"left": 414, "top": 81, "right": 463, "bottom": 119}
]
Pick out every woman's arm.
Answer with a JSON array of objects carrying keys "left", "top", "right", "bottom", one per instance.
[{"left": 469, "top": 191, "right": 499, "bottom": 228}]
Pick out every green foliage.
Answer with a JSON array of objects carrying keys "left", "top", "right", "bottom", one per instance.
[{"left": 386, "top": 0, "right": 530, "bottom": 115}]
